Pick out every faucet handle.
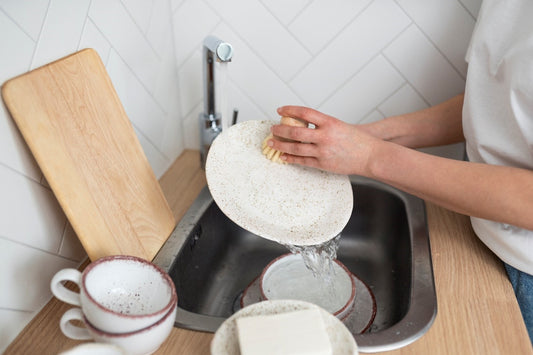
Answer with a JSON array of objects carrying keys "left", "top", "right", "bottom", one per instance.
[
  {"left": 232, "top": 109, "right": 239, "bottom": 126},
  {"left": 216, "top": 43, "right": 233, "bottom": 62}
]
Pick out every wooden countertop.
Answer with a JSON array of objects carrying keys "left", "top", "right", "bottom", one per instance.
[{"left": 5, "top": 150, "right": 532, "bottom": 355}]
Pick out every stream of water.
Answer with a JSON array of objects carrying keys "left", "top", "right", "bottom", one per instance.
[{"left": 284, "top": 234, "right": 341, "bottom": 293}]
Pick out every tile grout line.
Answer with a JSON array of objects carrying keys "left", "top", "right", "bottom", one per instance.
[
  {"left": 256, "top": 0, "right": 314, "bottom": 57},
  {"left": 75, "top": 0, "right": 93, "bottom": 51},
  {"left": 392, "top": 0, "right": 468, "bottom": 81},
  {"left": 0, "top": 6, "right": 38, "bottom": 44},
  {"left": 286, "top": 0, "right": 375, "bottom": 84},
  {"left": 0, "top": 307, "right": 34, "bottom": 314},
  {"left": 0, "top": 161, "right": 46, "bottom": 189},
  {"left": 210, "top": 20, "right": 311, "bottom": 107},
  {"left": 118, "top": 0, "right": 162, "bottom": 61},
  {"left": 0, "top": 234, "right": 84, "bottom": 264},
  {"left": 315, "top": 18, "right": 413, "bottom": 111},
  {"left": 201, "top": 0, "right": 311, "bottom": 105},
  {"left": 381, "top": 51, "right": 432, "bottom": 108},
  {"left": 56, "top": 219, "right": 69, "bottom": 255},
  {"left": 28, "top": 0, "right": 51, "bottom": 70},
  {"left": 227, "top": 78, "right": 273, "bottom": 120},
  {"left": 456, "top": 0, "right": 480, "bottom": 20}
]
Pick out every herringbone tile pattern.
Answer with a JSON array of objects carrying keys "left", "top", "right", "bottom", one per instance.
[{"left": 174, "top": 0, "right": 481, "bottom": 158}]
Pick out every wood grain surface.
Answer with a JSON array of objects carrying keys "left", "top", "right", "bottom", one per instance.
[
  {"left": 1, "top": 49, "right": 175, "bottom": 261},
  {"left": 4, "top": 151, "right": 531, "bottom": 355}
]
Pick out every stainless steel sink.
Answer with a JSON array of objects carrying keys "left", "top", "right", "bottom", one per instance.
[{"left": 153, "top": 175, "right": 437, "bottom": 352}]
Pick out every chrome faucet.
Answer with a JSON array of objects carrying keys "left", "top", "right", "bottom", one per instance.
[{"left": 199, "top": 35, "right": 233, "bottom": 169}]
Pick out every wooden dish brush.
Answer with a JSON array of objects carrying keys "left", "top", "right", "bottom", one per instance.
[{"left": 261, "top": 116, "right": 308, "bottom": 163}]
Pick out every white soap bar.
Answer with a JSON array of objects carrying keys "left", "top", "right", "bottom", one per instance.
[{"left": 236, "top": 307, "right": 332, "bottom": 355}]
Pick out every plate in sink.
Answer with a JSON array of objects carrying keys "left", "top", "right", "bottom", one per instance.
[
  {"left": 205, "top": 120, "right": 353, "bottom": 246},
  {"left": 211, "top": 299, "right": 358, "bottom": 355},
  {"left": 239, "top": 272, "right": 376, "bottom": 334}
]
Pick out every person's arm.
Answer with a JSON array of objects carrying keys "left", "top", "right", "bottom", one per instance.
[
  {"left": 269, "top": 104, "right": 533, "bottom": 231},
  {"left": 359, "top": 93, "right": 465, "bottom": 148},
  {"left": 369, "top": 141, "right": 533, "bottom": 231}
]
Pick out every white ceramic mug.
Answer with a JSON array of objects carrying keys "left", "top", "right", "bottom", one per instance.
[
  {"left": 60, "top": 305, "right": 176, "bottom": 355},
  {"left": 51, "top": 255, "right": 177, "bottom": 333},
  {"left": 260, "top": 253, "right": 356, "bottom": 319}
]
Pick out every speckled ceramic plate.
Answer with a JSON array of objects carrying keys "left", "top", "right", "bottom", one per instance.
[
  {"left": 205, "top": 120, "right": 353, "bottom": 246},
  {"left": 238, "top": 272, "right": 376, "bottom": 334},
  {"left": 211, "top": 300, "right": 358, "bottom": 355}
]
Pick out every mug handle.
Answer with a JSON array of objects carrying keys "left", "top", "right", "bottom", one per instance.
[
  {"left": 50, "top": 268, "right": 82, "bottom": 306},
  {"left": 60, "top": 308, "right": 92, "bottom": 340}
]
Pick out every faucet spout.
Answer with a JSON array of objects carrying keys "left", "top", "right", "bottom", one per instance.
[{"left": 200, "top": 35, "right": 234, "bottom": 169}]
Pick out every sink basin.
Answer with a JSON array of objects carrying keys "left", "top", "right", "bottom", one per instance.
[{"left": 153, "top": 175, "right": 437, "bottom": 352}]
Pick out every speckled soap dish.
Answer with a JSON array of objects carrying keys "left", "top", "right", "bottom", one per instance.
[{"left": 211, "top": 300, "right": 358, "bottom": 355}]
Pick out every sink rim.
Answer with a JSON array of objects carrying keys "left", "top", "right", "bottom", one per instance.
[{"left": 153, "top": 175, "right": 437, "bottom": 352}]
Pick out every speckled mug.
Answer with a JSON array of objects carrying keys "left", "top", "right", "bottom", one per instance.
[
  {"left": 51, "top": 255, "right": 177, "bottom": 334},
  {"left": 60, "top": 305, "right": 176, "bottom": 355}
]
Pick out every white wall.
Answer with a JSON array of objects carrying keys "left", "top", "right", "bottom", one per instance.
[
  {"left": 0, "top": 0, "right": 183, "bottom": 351},
  {"left": 0, "top": 0, "right": 481, "bottom": 351}
]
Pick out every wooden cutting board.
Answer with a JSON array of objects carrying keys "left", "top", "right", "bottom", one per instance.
[{"left": 1, "top": 48, "right": 175, "bottom": 261}]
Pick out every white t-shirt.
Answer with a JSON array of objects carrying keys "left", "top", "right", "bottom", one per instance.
[{"left": 463, "top": 0, "right": 533, "bottom": 275}]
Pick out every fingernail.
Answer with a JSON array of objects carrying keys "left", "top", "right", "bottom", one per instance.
[{"left": 267, "top": 140, "right": 274, "bottom": 147}]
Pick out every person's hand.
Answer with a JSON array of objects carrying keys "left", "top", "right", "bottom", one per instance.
[{"left": 268, "top": 106, "right": 381, "bottom": 176}]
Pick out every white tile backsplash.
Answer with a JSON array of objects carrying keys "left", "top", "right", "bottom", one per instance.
[
  {"left": 146, "top": 0, "right": 173, "bottom": 58},
  {"left": 260, "top": 0, "right": 311, "bottom": 26},
  {"left": 0, "top": 102, "right": 42, "bottom": 182},
  {"left": 0, "top": 0, "right": 181, "bottom": 351},
  {"left": 213, "top": 23, "right": 304, "bottom": 116},
  {"left": 361, "top": 110, "right": 385, "bottom": 124},
  {"left": 133, "top": 127, "right": 171, "bottom": 178},
  {"left": 0, "top": 165, "right": 66, "bottom": 253},
  {"left": 170, "top": 0, "right": 184, "bottom": 12},
  {"left": 290, "top": 0, "right": 411, "bottom": 107},
  {"left": 0, "top": 0, "right": 482, "bottom": 351},
  {"left": 288, "top": 0, "right": 372, "bottom": 54},
  {"left": 205, "top": 0, "right": 312, "bottom": 81},
  {"left": 172, "top": 0, "right": 220, "bottom": 67},
  {"left": 153, "top": 29, "right": 182, "bottom": 115},
  {"left": 89, "top": 0, "right": 160, "bottom": 92},
  {"left": 31, "top": 0, "right": 91, "bottom": 69},
  {"left": 0, "top": 237, "right": 78, "bottom": 310},
  {"left": 0, "top": 0, "right": 49, "bottom": 41},
  {"left": 0, "top": 10, "right": 34, "bottom": 85},
  {"left": 459, "top": 0, "right": 484, "bottom": 17},
  {"left": 57, "top": 222, "right": 87, "bottom": 261},
  {"left": 383, "top": 24, "right": 466, "bottom": 105},
  {"left": 122, "top": 0, "right": 154, "bottom": 34},
  {"left": 228, "top": 81, "right": 269, "bottom": 123},
  {"left": 0, "top": 309, "right": 34, "bottom": 350},
  {"left": 378, "top": 84, "right": 429, "bottom": 117},
  {"left": 183, "top": 101, "right": 203, "bottom": 150},
  {"left": 107, "top": 50, "right": 167, "bottom": 153},
  {"left": 78, "top": 19, "right": 112, "bottom": 64},
  {"left": 178, "top": 49, "right": 203, "bottom": 117},
  {"left": 319, "top": 55, "right": 405, "bottom": 124},
  {"left": 397, "top": 0, "right": 476, "bottom": 77}
]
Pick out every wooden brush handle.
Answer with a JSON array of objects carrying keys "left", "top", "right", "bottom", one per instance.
[
  {"left": 275, "top": 116, "right": 308, "bottom": 142},
  {"left": 280, "top": 116, "right": 308, "bottom": 128}
]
